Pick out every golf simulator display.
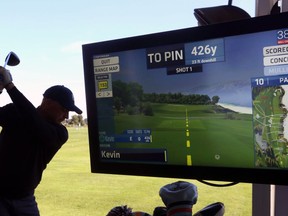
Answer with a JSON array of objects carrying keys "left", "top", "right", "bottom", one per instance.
[{"left": 83, "top": 12, "right": 288, "bottom": 185}]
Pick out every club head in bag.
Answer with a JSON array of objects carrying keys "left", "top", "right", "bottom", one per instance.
[{"left": 4, "top": 52, "right": 20, "bottom": 68}]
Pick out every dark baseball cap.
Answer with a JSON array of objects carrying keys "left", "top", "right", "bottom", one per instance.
[{"left": 43, "top": 85, "right": 82, "bottom": 114}]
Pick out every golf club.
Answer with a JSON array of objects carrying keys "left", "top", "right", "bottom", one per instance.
[
  {"left": 3, "top": 51, "right": 20, "bottom": 68},
  {"left": 0, "top": 51, "right": 20, "bottom": 94}
]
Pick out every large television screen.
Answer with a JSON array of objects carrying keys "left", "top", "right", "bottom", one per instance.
[{"left": 82, "top": 12, "right": 288, "bottom": 185}]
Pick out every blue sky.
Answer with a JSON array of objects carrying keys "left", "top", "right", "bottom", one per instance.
[{"left": 0, "top": 0, "right": 255, "bottom": 118}]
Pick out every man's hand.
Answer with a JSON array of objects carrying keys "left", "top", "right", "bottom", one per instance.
[{"left": 0, "top": 66, "right": 13, "bottom": 94}]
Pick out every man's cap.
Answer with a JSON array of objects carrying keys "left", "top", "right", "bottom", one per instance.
[{"left": 43, "top": 85, "right": 82, "bottom": 114}]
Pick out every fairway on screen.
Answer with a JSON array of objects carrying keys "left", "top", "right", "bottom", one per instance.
[{"left": 83, "top": 12, "right": 288, "bottom": 185}]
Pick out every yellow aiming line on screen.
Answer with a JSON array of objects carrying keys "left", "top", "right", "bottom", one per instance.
[
  {"left": 187, "top": 155, "right": 192, "bottom": 166},
  {"left": 186, "top": 140, "right": 190, "bottom": 147},
  {"left": 185, "top": 108, "right": 192, "bottom": 166}
]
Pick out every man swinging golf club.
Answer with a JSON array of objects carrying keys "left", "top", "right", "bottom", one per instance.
[{"left": 0, "top": 66, "right": 82, "bottom": 215}]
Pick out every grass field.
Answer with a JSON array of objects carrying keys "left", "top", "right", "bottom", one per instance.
[
  {"left": 113, "top": 103, "right": 254, "bottom": 167},
  {"left": 35, "top": 127, "right": 252, "bottom": 216}
]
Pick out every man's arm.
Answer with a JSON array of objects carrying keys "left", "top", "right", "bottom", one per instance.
[{"left": 0, "top": 67, "right": 68, "bottom": 150}]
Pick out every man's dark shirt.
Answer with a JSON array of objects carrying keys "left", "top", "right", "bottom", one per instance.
[{"left": 0, "top": 87, "right": 68, "bottom": 198}]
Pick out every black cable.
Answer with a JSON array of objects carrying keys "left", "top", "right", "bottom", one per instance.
[{"left": 197, "top": 180, "right": 239, "bottom": 187}]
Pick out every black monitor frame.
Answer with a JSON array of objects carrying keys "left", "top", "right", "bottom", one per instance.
[{"left": 83, "top": 12, "right": 288, "bottom": 185}]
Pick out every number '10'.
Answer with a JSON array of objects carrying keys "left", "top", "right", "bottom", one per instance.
[{"left": 255, "top": 78, "right": 265, "bottom": 86}]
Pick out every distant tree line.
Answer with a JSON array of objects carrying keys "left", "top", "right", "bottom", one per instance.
[
  {"left": 64, "top": 114, "right": 86, "bottom": 127},
  {"left": 144, "top": 93, "right": 217, "bottom": 105},
  {"left": 112, "top": 80, "right": 220, "bottom": 115}
]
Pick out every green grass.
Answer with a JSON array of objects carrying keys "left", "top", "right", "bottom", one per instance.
[
  {"left": 114, "top": 103, "right": 254, "bottom": 167},
  {"left": 35, "top": 127, "right": 252, "bottom": 216}
]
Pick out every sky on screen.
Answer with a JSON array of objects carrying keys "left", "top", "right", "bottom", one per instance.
[{"left": 0, "top": 0, "right": 255, "bottom": 118}]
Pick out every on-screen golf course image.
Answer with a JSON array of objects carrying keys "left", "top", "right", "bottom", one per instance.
[
  {"left": 113, "top": 102, "right": 254, "bottom": 168},
  {"left": 253, "top": 85, "right": 288, "bottom": 168}
]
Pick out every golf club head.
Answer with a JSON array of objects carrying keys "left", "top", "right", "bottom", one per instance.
[{"left": 4, "top": 51, "right": 20, "bottom": 68}]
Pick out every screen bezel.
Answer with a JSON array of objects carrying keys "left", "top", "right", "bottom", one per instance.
[{"left": 82, "top": 12, "right": 288, "bottom": 185}]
